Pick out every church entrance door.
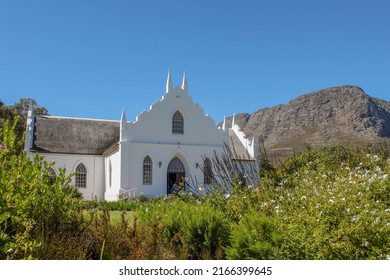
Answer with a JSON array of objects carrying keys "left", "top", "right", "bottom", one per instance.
[{"left": 167, "top": 157, "right": 185, "bottom": 194}]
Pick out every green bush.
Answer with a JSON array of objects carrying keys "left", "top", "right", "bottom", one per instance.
[
  {"left": 226, "top": 212, "right": 282, "bottom": 259},
  {"left": 256, "top": 145, "right": 390, "bottom": 259},
  {"left": 137, "top": 200, "right": 230, "bottom": 259},
  {"left": 0, "top": 119, "right": 83, "bottom": 259}
]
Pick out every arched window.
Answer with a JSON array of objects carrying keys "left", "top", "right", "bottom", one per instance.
[
  {"left": 204, "top": 157, "right": 213, "bottom": 184},
  {"left": 143, "top": 156, "right": 152, "bottom": 185},
  {"left": 47, "top": 167, "right": 57, "bottom": 185},
  {"left": 172, "top": 111, "right": 184, "bottom": 134},
  {"left": 75, "top": 163, "right": 87, "bottom": 188},
  {"left": 168, "top": 157, "right": 185, "bottom": 173}
]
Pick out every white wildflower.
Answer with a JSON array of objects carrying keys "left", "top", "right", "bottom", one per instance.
[
  {"left": 329, "top": 199, "right": 335, "bottom": 203},
  {"left": 362, "top": 241, "right": 369, "bottom": 247},
  {"left": 6, "top": 248, "right": 14, "bottom": 254},
  {"left": 352, "top": 216, "right": 359, "bottom": 222},
  {"left": 321, "top": 174, "right": 328, "bottom": 179},
  {"left": 225, "top": 193, "right": 230, "bottom": 199},
  {"left": 301, "top": 196, "right": 307, "bottom": 200}
]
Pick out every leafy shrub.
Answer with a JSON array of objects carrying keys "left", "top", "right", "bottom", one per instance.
[
  {"left": 137, "top": 200, "right": 230, "bottom": 259},
  {"left": 0, "top": 119, "right": 83, "bottom": 259},
  {"left": 256, "top": 145, "right": 390, "bottom": 259},
  {"left": 225, "top": 212, "right": 282, "bottom": 259}
]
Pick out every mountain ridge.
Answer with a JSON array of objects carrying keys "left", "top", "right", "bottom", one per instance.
[{"left": 224, "top": 85, "right": 390, "bottom": 160}]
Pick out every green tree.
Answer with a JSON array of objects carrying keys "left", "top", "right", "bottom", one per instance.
[
  {"left": 12, "top": 98, "right": 48, "bottom": 121},
  {"left": 0, "top": 98, "right": 49, "bottom": 149},
  {"left": 0, "top": 118, "right": 82, "bottom": 259}
]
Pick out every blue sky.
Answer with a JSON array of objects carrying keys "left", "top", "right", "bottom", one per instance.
[{"left": 1, "top": 0, "right": 389, "bottom": 123}]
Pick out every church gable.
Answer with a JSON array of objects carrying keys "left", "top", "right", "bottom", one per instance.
[{"left": 121, "top": 71, "right": 227, "bottom": 146}]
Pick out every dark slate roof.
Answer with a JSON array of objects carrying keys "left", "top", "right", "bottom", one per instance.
[
  {"left": 229, "top": 129, "right": 253, "bottom": 160},
  {"left": 33, "top": 116, "right": 120, "bottom": 155}
]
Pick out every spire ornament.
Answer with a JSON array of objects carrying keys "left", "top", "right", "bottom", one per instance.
[
  {"left": 181, "top": 71, "right": 188, "bottom": 93},
  {"left": 166, "top": 70, "right": 173, "bottom": 93}
]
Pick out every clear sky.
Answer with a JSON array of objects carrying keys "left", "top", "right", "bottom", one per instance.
[{"left": 1, "top": 0, "right": 389, "bottom": 123}]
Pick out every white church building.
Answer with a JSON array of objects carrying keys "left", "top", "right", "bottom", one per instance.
[{"left": 25, "top": 71, "right": 258, "bottom": 200}]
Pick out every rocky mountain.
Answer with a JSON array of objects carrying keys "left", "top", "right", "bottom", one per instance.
[{"left": 225, "top": 86, "right": 390, "bottom": 161}]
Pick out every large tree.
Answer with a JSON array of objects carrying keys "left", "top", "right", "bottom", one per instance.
[{"left": 0, "top": 98, "right": 49, "bottom": 145}]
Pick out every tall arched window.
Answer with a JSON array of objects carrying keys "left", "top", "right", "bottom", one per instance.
[
  {"left": 46, "top": 167, "right": 57, "bottom": 185},
  {"left": 143, "top": 156, "right": 152, "bottom": 185},
  {"left": 75, "top": 163, "right": 87, "bottom": 188},
  {"left": 204, "top": 157, "right": 213, "bottom": 184},
  {"left": 172, "top": 111, "right": 184, "bottom": 134}
]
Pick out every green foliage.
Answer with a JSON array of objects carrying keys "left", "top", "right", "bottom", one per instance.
[
  {"left": 0, "top": 98, "right": 49, "bottom": 145},
  {"left": 1, "top": 117, "right": 388, "bottom": 260},
  {"left": 0, "top": 119, "right": 82, "bottom": 259},
  {"left": 137, "top": 200, "right": 230, "bottom": 259},
  {"left": 226, "top": 213, "right": 282, "bottom": 260},
  {"left": 257, "top": 145, "right": 390, "bottom": 259},
  {"left": 85, "top": 208, "right": 180, "bottom": 260},
  {"left": 11, "top": 98, "right": 49, "bottom": 121}
]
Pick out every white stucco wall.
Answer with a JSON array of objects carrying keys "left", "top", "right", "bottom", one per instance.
[
  {"left": 35, "top": 153, "right": 105, "bottom": 200},
  {"left": 104, "top": 149, "right": 121, "bottom": 201},
  {"left": 118, "top": 82, "right": 229, "bottom": 197},
  {"left": 119, "top": 142, "right": 223, "bottom": 197}
]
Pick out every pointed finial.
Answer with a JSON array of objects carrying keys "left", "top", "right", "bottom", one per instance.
[
  {"left": 166, "top": 70, "right": 173, "bottom": 93},
  {"left": 120, "top": 108, "right": 127, "bottom": 123},
  {"left": 181, "top": 71, "right": 188, "bottom": 92},
  {"left": 222, "top": 116, "right": 226, "bottom": 131},
  {"left": 120, "top": 109, "right": 127, "bottom": 142}
]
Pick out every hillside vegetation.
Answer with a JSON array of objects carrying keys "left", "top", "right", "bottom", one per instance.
[{"left": 1, "top": 120, "right": 389, "bottom": 259}]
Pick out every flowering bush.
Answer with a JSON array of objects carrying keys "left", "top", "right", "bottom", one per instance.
[{"left": 254, "top": 145, "right": 390, "bottom": 259}]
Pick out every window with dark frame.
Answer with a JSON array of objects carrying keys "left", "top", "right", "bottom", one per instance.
[
  {"left": 75, "top": 163, "right": 87, "bottom": 188},
  {"left": 203, "top": 157, "right": 213, "bottom": 184},
  {"left": 143, "top": 156, "right": 152, "bottom": 185},
  {"left": 172, "top": 111, "right": 184, "bottom": 134},
  {"left": 47, "top": 167, "right": 56, "bottom": 185}
]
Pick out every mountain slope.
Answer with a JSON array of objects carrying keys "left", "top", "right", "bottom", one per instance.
[{"left": 225, "top": 86, "right": 390, "bottom": 160}]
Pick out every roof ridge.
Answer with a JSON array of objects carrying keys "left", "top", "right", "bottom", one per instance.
[{"left": 37, "top": 115, "right": 119, "bottom": 122}]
